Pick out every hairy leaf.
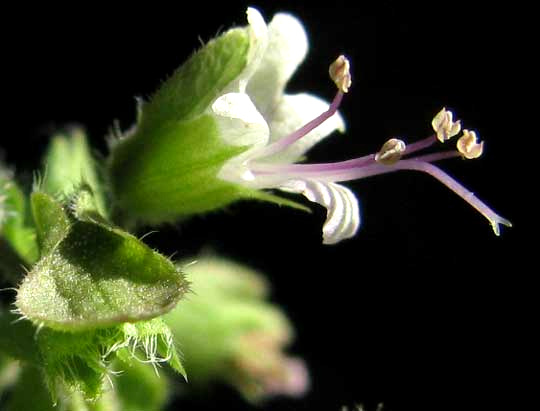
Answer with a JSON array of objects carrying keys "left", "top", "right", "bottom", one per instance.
[{"left": 16, "top": 193, "right": 188, "bottom": 331}]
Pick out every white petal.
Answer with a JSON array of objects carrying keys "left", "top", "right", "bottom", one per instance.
[
  {"left": 280, "top": 180, "right": 360, "bottom": 244},
  {"left": 211, "top": 92, "right": 269, "bottom": 147},
  {"left": 246, "top": 12, "right": 308, "bottom": 117},
  {"left": 223, "top": 8, "right": 269, "bottom": 94},
  {"left": 265, "top": 93, "right": 346, "bottom": 164},
  {"left": 247, "top": 7, "right": 267, "bottom": 46}
]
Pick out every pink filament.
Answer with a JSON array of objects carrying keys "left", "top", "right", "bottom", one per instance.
[
  {"left": 248, "top": 85, "right": 510, "bottom": 234},
  {"left": 256, "top": 91, "right": 344, "bottom": 158}
]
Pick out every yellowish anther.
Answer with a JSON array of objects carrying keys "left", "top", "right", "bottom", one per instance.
[
  {"left": 457, "top": 129, "right": 484, "bottom": 159},
  {"left": 432, "top": 107, "right": 461, "bottom": 143},
  {"left": 329, "top": 55, "right": 352, "bottom": 93},
  {"left": 375, "top": 138, "right": 406, "bottom": 165}
]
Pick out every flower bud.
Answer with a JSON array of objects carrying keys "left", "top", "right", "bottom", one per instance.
[{"left": 164, "top": 256, "right": 309, "bottom": 402}]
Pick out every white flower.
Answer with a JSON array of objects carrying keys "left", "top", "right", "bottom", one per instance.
[
  {"left": 211, "top": 8, "right": 355, "bottom": 245},
  {"left": 208, "top": 8, "right": 510, "bottom": 242}
]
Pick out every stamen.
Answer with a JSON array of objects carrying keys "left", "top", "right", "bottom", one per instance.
[
  {"left": 250, "top": 153, "right": 375, "bottom": 175},
  {"left": 329, "top": 55, "right": 352, "bottom": 93},
  {"left": 232, "top": 47, "right": 509, "bottom": 237},
  {"left": 251, "top": 152, "right": 509, "bottom": 235},
  {"left": 251, "top": 147, "right": 458, "bottom": 176},
  {"left": 254, "top": 56, "right": 352, "bottom": 159}
]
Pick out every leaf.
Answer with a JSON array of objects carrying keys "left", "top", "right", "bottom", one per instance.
[{"left": 16, "top": 193, "right": 188, "bottom": 331}]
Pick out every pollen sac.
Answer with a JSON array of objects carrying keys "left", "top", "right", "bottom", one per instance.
[
  {"left": 432, "top": 107, "right": 461, "bottom": 142},
  {"left": 457, "top": 129, "right": 484, "bottom": 159},
  {"left": 375, "top": 138, "right": 406, "bottom": 165},
  {"left": 329, "top": 55, "right": 352, "bottom": 93}
]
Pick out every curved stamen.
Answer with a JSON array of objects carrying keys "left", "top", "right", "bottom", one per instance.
[
  {"left": 253, "top": 55, "right": 351, "bottom": 160},
  {"left": 255, "top": 90, "right": 344, "bottom": 159},
  {"left": 251, "top": 150, "right": 458, "bottom": 176},
  {"left": 252, "top": 153, "right": 375, "bottom": 174},
  {"left": 251, "top": 151, "right": 509, "bottom": 234},
  {"left": 391, "top": 160, "right": 512, "bottom": 235}
]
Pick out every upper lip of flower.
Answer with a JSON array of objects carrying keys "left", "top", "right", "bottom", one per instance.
[{"left": 211, "top": 7, "right": 511, "bottom": 244}]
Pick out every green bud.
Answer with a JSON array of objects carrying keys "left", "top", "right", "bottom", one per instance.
[
  {"left": 15, "top": 191, "right": 188, "bottom": 331},
  {"left": 42, "top": 128, "right": 107, "bottom": 218},
  {"left": 114, "top": 359, "right": 169, "bottom": 411},
  {"left": 0, "top": 167, "right": 38, "bottom": 269},
  {"left": 164, "top": 256, "right": 308, "bottom": 402}
]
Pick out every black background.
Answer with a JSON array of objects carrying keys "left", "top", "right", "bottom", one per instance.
[{"left": 2, "top": 2, "right": 527, "bottom": 411}]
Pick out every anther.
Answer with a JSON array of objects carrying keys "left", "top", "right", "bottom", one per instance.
[
  {"left": 329, "top": 55, "right": 352, "bottom": 93},
  {"left": 432, "top": 107, "right": 461, "bottom": 143},
  {"left": 375, "top": 138, "right": 406, "bottom": 165},
  {"left": 457, "top": 129, "right": 484, "bottom": 159}
]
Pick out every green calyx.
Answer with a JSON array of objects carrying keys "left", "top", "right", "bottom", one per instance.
[
  {"left": 108, "top": 27, "right": 262, "bottom": 226},
  {"left": 37, "top": 317, "right": 184, "bottom": 402},
  {"left": 2, "top": 307, "right": 182, "bottom": 406},
  {"left": 109, "top": 114, "right": 252, "bottom": 225}
]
